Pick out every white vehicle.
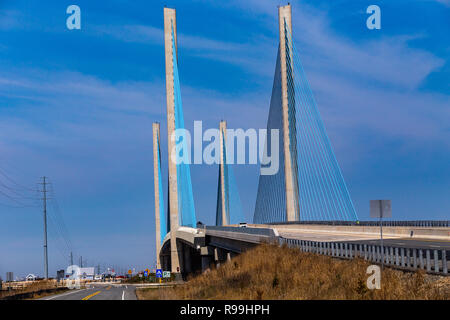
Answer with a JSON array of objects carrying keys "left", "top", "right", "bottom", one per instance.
[{"left": 94, "top": 275, "right": 102, "bottom": 281}]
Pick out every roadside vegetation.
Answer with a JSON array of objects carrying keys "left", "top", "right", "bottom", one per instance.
[
  {"left": 0, "top": 280, "right": 69, "bottom": 300},
  {"left": 137, "top": 243, "right": 449, "bottom": 300}
]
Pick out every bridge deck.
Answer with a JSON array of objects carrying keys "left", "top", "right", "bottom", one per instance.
[{"left": 235, "top": 223, "right": 450, "bottom": 250}]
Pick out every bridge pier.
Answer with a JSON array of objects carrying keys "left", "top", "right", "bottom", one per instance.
[
  {"left": 200, "top": 246, "right": 214, "bottom": 272},
  {"left": 179, "top": 242, "right": 192, "bottom": 275},
  {"left": 213, "top": 247, "right": 230, "bottom": 267},
  {"left": 160, "top": 252, "right": 171, "bottom": 272}
]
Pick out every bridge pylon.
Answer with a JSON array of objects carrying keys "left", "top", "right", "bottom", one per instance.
[
  {"left": 215, "top": 121, "right": 244, "bottom": 226},
  {"left": 216, "top": 121, "right": 229, "bottom": 226},
  {"left": 152, "top": 122, "right": 165, "bottom": 269},
  {"left": 164, "top": 7, "right": 181, "bottom": 273},
  {"left": 163, "top": 6, "right": 197, "bottom": 274},
  {"left": 254, "top": 4, "right": 358, "bottom": 223},
  {"left": 278, "top": 4, "right": 300, "bottom": 222}
]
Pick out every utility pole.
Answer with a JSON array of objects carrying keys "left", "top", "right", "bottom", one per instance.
[
  {"left": 40, "top": 176, "right": 49, "bottom": 279},
  {"left": 70, "top": 252, "right": 73, "bottom": 266},
  {"left": 379, "top": 200, "right": 384, "bottom": 271},
  {"left": 79, "top": 256, "right": 83, "bottom": 268}
]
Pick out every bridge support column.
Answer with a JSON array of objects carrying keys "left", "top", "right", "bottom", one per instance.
[
  {"left": 201, "top": 256, "right": 212, "bottom": 272},
  {"left": 153, "top": 123, "right": 162, "bottom": 269},
  {"left": 180, "top": 242, "right": 193, "bottom": 275},
  {"left": 160, "top": 253, "right": 170, "bottom": 271},
  {"left": 164, "top": 7, "right": 181, "bottom": 274},
  {"left": 214, "top": 247, "right": 220, "bottom": 266},
  {"left": 278, "top": 4, "right": 299, "bottom": 222},
  {"left": 214, "top": 247, "right": 229, "bottom": 265},
  {"left": 217, "top": 121, "right": 229, "bottom": 226},
  {"left": 200, "top": 246, "right": 214, "bottom": 272}
]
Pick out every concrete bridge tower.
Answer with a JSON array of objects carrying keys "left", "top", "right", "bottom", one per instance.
[
  {"left": 279, "top": 4, "right": 300, "bottom": 222},
  {"left": 164, "top": 7, "right": 181, "bottom": 273},
  {"left": 152, "top": 122, "right": 162, "bottom": 269},
  {"left": 218, "top": 120, "right": 228, "bottom": 226}
]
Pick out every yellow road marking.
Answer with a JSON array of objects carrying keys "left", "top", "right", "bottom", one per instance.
[{"left": 82, "top": 291, "right": 101, "bottom": 300}]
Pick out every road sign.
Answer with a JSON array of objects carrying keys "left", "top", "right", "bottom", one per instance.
[
  {"left": 156, "top": 269, "right": 162, "bottom": 278},
  {"left": 144, "top": 271, "right": 148, "bottom": 277},
  {"left": 163, "top": 271, "right": 171, "bottom": 278},
  {"left": 370, "top": 200, "right": 392, "bottom": 218},
  {"left": 128, "top": 269, "right": 132, "bottom": 274},
  {"left": 370, "top": 200, "right": 392, "bottom": 271}
]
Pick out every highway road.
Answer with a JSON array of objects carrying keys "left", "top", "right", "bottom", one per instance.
[
  {"left": 276, "top": 229, "right": 450, "bottom": 250},
  {"left": 41, "top": 283, "right": 137, "bottom": 300},
  {"left": 341, "top": 238, "right": 450, "bottom": 250},
  {"left": 278, "top": 229, "right": 450, "bottom": 250}
]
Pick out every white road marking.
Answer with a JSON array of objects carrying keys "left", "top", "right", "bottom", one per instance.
[
  {"left": 44, "top": 288, "right": 87, "bottom": 300},
  {"left": 122, "top": 290, "right": 125, "bottom": 300}
]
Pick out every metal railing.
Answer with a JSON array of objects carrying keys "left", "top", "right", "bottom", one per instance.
[
  {"left": 279, "top": 237, "right": 449, "bottom": 276},
  {"left": 270, "top": 220, "right": 450, "bottom": 227},
  {"left": 205, "top": 225, "right": 277, "bottom": 237}
]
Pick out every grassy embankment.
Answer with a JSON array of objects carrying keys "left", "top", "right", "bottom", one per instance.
[
  {"left": 137, "top": 243, "right": 449, "bottom": 300},
  {"left": 0, "top": 280, "right": 70, "bottom": 300}
]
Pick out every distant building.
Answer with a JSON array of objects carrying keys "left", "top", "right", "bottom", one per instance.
[
  {"left": 56, "top": 270, "right": 65, "bottom": 281},
  {"left": 78, "top": 267, "right": 95, "bottom": 280},
  {"left": 26, "top": 274, "right": 37, "bottom": 281}
]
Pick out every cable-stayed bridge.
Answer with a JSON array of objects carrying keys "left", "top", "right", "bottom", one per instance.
[{"left": 153, "top": 5, "right": 449, "bottom": 277}]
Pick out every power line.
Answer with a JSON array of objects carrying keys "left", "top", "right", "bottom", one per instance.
[
  {"left": 0, "top": 167, "right": 37, "bottom": 192},
  {"left": 0, "top": 166, "right": 39, "bottom": 207},
  {"left": 46, "top": 180, "right": 75, "bottom": 262},
  {"left": 0, "top": 188, "right": 36, "bottom": 207},
  {"left": 47, "top": 181, "right": 74, "bottom": 251}
]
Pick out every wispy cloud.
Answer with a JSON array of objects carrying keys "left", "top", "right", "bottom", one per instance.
[
  {"left": 91, "top": 23, "right": 275, "bottom": 77},
  {"left": 436, "top": 0, "right": 450, "bottom": 7},
  {"left": 0, "top": 10, "right": 23, "bottom": 30},
  {"left": 92, "top": 1, "right": 445, "bottom": 91}
]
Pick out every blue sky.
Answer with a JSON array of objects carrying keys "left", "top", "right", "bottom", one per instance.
[{"left": 0, "top": 0, "right": 448, "bottom": 278}]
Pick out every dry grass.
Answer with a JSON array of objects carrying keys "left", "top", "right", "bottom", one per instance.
[
  {"left": 138, "top": 244, "right": 450, "bottom": 300},
  {"left": 0, "top": 280, "right": 69, "bottom": 300}
]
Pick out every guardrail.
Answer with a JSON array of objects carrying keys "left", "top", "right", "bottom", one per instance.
[
  {"left": 270, "top": 220, "right": 450, "bottom": 227},
  {"left": 279, "top": 237, "right": 449, "bottom": 276},
  {"left": 205, "top": 225, "right": 277, "bottom": 237}
]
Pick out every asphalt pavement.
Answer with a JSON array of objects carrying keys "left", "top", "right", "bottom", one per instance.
[
  {"left": 341, "top": 238, "right": 450, "bottom": 250},
  {"left": 41, "top": 283, "right": 137, "bottom": 300}
]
